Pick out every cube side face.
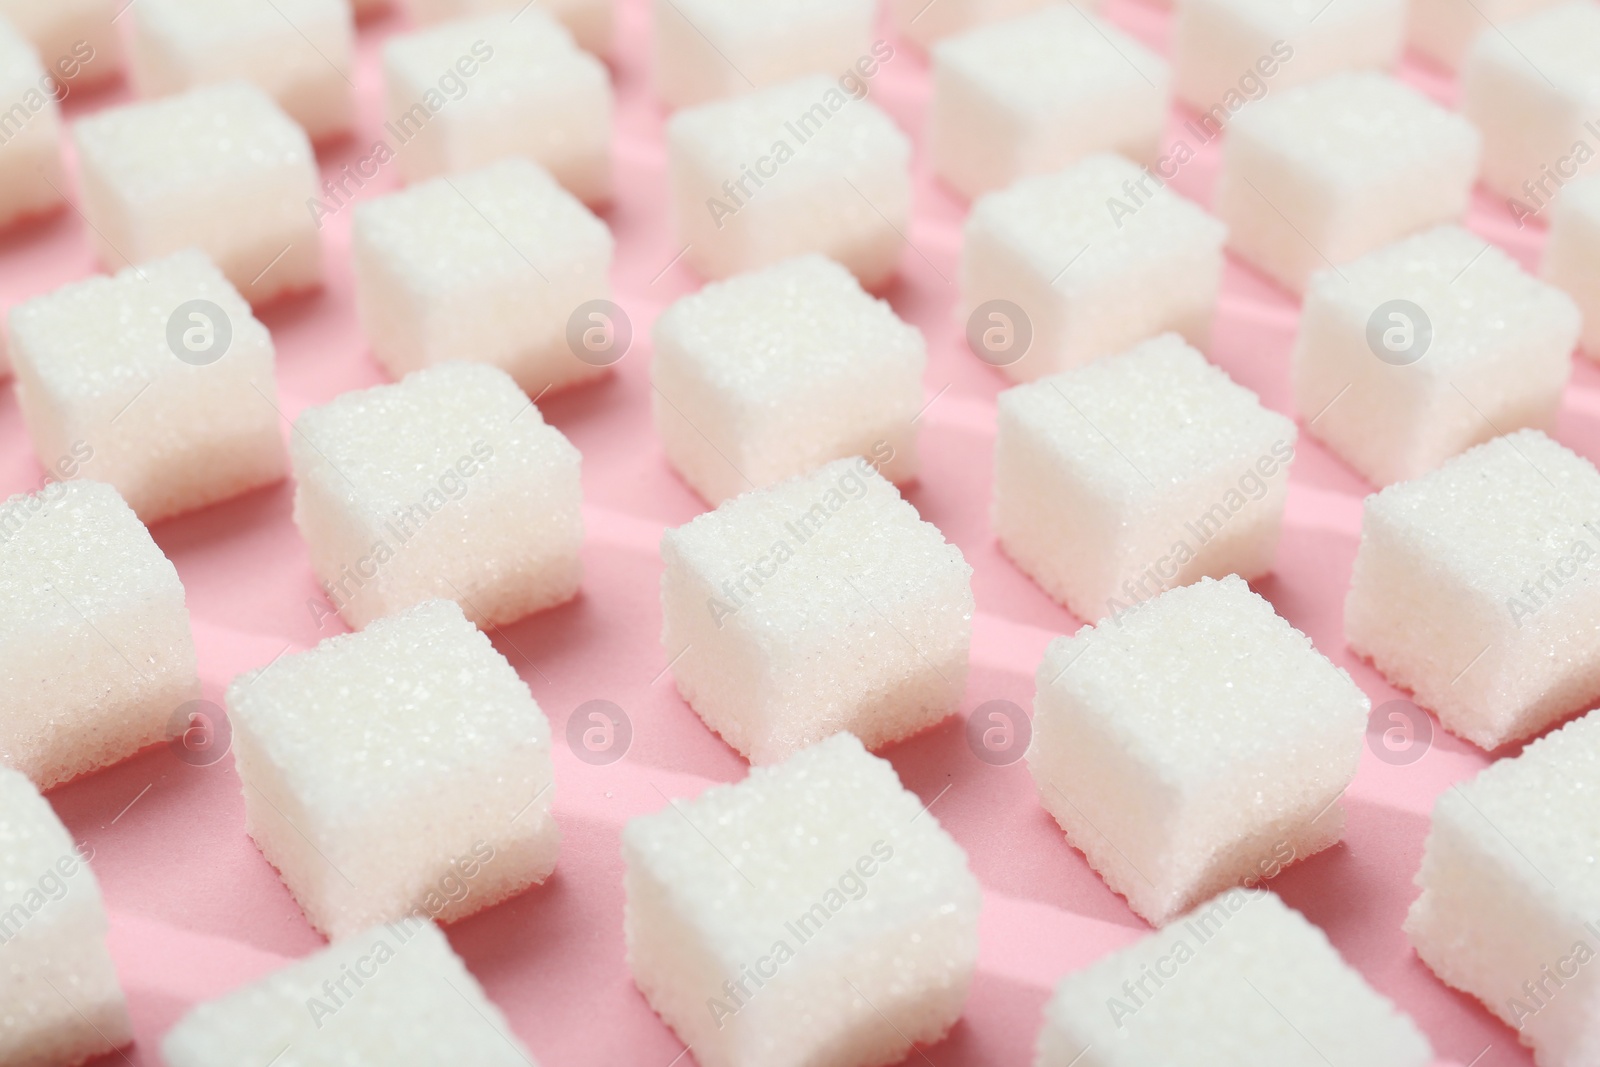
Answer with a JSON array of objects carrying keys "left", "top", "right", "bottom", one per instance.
[
  {"left": 0, "top": 64, "right": 66, "bottom": 228},
  {"left": 1545, "top": 183, "right": 1600, "bottom": 356},
  {"left": 893, "top": 0, "right": 1062, "bottom": 49},
  {"left": 929, "top": 61, "right": 1033, "bottom": 201},
  {"left": 0, "top": 0, "right": 123, "bottom": 88},
  {"left": 1408, "top": 0, "right": 1567, "bottom": 70}
]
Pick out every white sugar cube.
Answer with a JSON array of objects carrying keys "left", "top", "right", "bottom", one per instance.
[
  {"left": 1346, "top": 430, "right": 1600, "bottom": 749},
  {"left": 0, "top": 768, "right": 132, "bottom": 1066},
  {"left": 0, "top": 481, "right": 199, "bottom": 789},
  {"left": 226, "top": 599, "right": 559, "bottom": 939},
  {"left": 668, "top": 74, "right": 912, "bottom": 286},
  {"left": 72, "top": 82, "right": 322, "bottom": 305},
  {"left": 291, "top": 363, "right": 583, "bottom": 631},
  {"left": 1030, "top": 576, "right": 1368, "bottom": 925},
  {"left": 0, "top": 19, "right": 66, "bottom": 230},
  {"left": 353, "top": 158, "right": 614, "bottom": 398},
  {"left": 128, "top": 0, "right": 355, "bottom": 142},
  {"left": 890, "top": 0, "right": 1076, "bottom": 50},
  {"left": 383, "top": 11, "right": 612, "bottom": 205},
  {"left": 1294, "top": 226, "right": 1579, "bottom": 488},
  {"left": 1215, "top": 72, "right": 1480, "bottom": 293},
  {"left": 9, "top": 249, "right": 289, "bottom": 523},
  {"left": 0, "top": 0, "right": 120, "bottom": 87},
  {"left": 960, "top": 154, "right": 1227, "bottom": 382},
  {"left": 163, "top": 920, "right": 538, "bottom": 1066},
  {"left": 996, "top": 335, "right": 1296, "bottom": 623},
  {"left": 929, "top": 7, "right": 1167, "bottom": 200},
  {"left": 1544, "top": 177, "right": 1600, "bottom": 358},
  {"left": 1036, "top": 889, "right": 1432, "bottom": 1065},
  {"left": 662, "top": 458, "right": 972, "bottom": 764},
  {"left": 623, "top": 732, "right": 981, "bottom": 1067},
  {"left": 1408, "top": 0, "right": 1565, "bottom": 72},
  {"left": 651, "top": 254, "right": 925, "bottom": 505},
  {"left": 398, "top": 0, "right": 613, "bottom": 54},
  {"left": 1462, "top": 2, "right": 1600, "bottom": 207},
  {"left": 654, "top": 0, "right": 876, "bottom": 109},
  {"left": 1407, "top": 708, "right": 1600, "bottom": 1067},
  {"left": 1172, "top": 0, "right": 1406, "bottom": 112}
]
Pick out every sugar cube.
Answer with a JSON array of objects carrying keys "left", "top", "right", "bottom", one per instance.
[
  {"left": 995, "top": 335, "right": 1296, "bottom": 623},
  {"left": 623, "top": 732, "right": 981, "bottom": 1067},
  {"left": 1406, "top": 708, "right": 1600, "bottom": 1067},
  {"left": 667, "top": 74, "right": 912, "bottom": 286},
  {"left": 0, "top": 0, "right": 119, "bottom": 87},
  {"left": 397, "top": 0, "right": 613, "bottom": 54},
  {"left": 1214, "top": 71, "right": 1480, "bottom": 293},
  {"left": 382, "top": 11, "right": 612, "bottom": 205},
  {"left": 352, "top": 158, "right": 614, "bottom": 398},
  {"left": 1346, "top": 429, "right": 1600, "bottom": 749},
  {"left": 1172, "top": 0, "right": 1406, "bottom": 112},
  {"left": 653, "top": 0, "right": 875, "bottom": 109},
  {"left": 960, "top": 153, "right": 1228, "bottom": 381},
  {"left": 929, "top": 7, "right": 1167, "bottom": 200},
  {"left": 0, "top": 480, "right": 199, "bottom": 789},
  {"left": 1030, "top": 576, "right": 1368, "bottom": 925},
  {"left": 1294, "top": 225, "right": 1579, "bottom": 488},
  {"left": 1544, "top": 176, "right": 1600, "bottom": 357},
  {"left": 291, "top": 362, "right": 583, "bottom": 631},
  {"left": 0, "top": 767, "right": 132, "bottom": 1066},
  {"left": 661, "top": 458, "right": 972, "bottom": 764},
  {"left": 128, "top": 0, "right": 355, "bottom": 142},
  {"left": 9, "top": 249, "right": 289, "bottom": 524},
  {"left": 1462, "top": 2, "right": 1600, "bottom": 207},
  {"left": 651, "top": 254, "right": 925, "bottom": 505},
  {"left": 890, "top": 0, "right": 1074, "bottom": 50},
  {"left": 1408, "top": 0, "right": 1565, "bottom": 72},
  {"left": 1035, "top": 889, "right": 1432, "bottom": 1065},
  {"left": 72, "top": 82, "right": 322, "bottom": 305},
  {"left": 163, "top": 920, "right": 538, "bottom": 1066},
  {"left": 0, "top": 18, "right": 66, "bottom": 230},
  {"left": 226, "top": 599, "right": 559, "bottom": 939}
]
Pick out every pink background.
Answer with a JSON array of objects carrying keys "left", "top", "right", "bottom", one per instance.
[{"left": 0, "top": 0, "right": 1575, "bottom": 1063}]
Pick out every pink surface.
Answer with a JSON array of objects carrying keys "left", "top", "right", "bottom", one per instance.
[{"left": 0, "top": 1, "right": 1574, "bottom": 1064}]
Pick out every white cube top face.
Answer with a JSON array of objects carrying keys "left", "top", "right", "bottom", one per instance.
[
  {"left": 1029, "top": 575, "right": 1369, "bottom": 925},
  {"left": 929, "top": 6, "right": 1169, "bottom": 200},
  {"left": 1407, "top": 709, "right": 1600, "bottom": 1067},
  {"left": 9, "top": 249, "right": 289, "bottom": 524},
  {"left": 290, "top": 362, "right": 584, "bottom": 631},
  {"left": 960, "top": 154, "right": 1228, "bottom": 381},
  {"left": 225, "top": 599, "right": 559, "bottom": 939},
  {"left": 1463, "top": 1, "right": 1600, "bottom": 205},
  {"left": 1294, "top": 225, "right": 1580, "bottom": 488},
  {"left": 661, "top": 458, "right": 973, "bottom": 764},
  {"left": 1408, "top": 0, "right": 1566, "bottom": 72},
  {"left": 162, "top": 921, "right": 540, "bottom": 1066},
  {"left": 0, "top": 480, "right": 198, "bottom": 789},
  {"left": 400, "top": 0, "right": 614, "bottom": 54},
  {"left": 668, "top": 74, "right": 912, "bottom": 286},
  {"left": 0, "top": 18, "right": 66, "bottom": 229},
  {"left": 0, "top": 767, "right": 133, "bottom": 1067},
  {"left": 1216, "top": 71, "right": 1481, "bottom": 293},
  {"left": 71, "top": 82, "right": 323, "bottom": 305},
  {"left": 1036, "top": 890, "right": 1433, "bottom": 1066},
  {"left": 1544, "top": 176, "right": 1600, "bottom": 356},
  {"left": 651, "top": 254, "right": 926, "bottom": 505},
  {"left": 1346, "top": 430, "right": 1600, "bottom": 749},
  {"left": 890, "top": 0, "right": 1079, "bottom": 50},
  {"left": 382, "top": 12, "right": 612, "bottom": 204},
  {"left": 351, "top": 158, "right": 615, "bottom": 397},
  {"left": 622, "top": 733, "right": 981, "bottom": 1067},
  {"left": 0, "top": 0, "right": 120, "bottom": 87},
  {"left": 995, "top": 334, "right": 1297, "bottom": 622}
]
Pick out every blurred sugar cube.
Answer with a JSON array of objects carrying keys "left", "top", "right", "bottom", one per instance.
[
  {"left": 291, "top": 363, "right": 583, "bottom": 631},
  {"left": 1346, "top": 430, "right": 1600, "bottom": 749},
  {"left": 1294, "top": 226, "right": 1578, "bottom": 487},
  {"left": 9, "top": 249, "right": 289, "bottom": 523},
  {"left": 129, "top": 0, "right": 355, "bottom": 142},
  {"left": 1029, "top": 575, "right": 1368, "bottom": 925},
  {"left": 890, "top": 0, "right": 1080, "bottom": 50},
  {"left": 1036, "top": 889, "right": 1432, "bottom": 1065},
  {"left": 0, "top": 0, "right": 120, "bottom": 87},
  {"left": 960, "top": 154, "right": 1227, "bottom": 381},
  {"left": 995, "top": 335, "right": 1296, "bottom": 623},
  {"left": 929, "top": 7, "right": 1167, "bottom": 200},
  {"left": 668, "top": 74, "right": 911, "bottom": 286},
  {"left": 353, "top": 158, "right": 615, "bottom": 398},
  {"left": 72, "top": 82, "right": 323, "bottom": 305},
  {"left": 1545, "top": 177, "right": 1600, "bottom": 357},
  {"left": 383, "top": 11, "right": 611, "bottom": 204},
  {"left": 0, "top": 481, "right": 199, "bottom": 789},
  {"left": 661, "top": 458, "right": 972, "bottom": 763},
  {"left": 398, "top": 0, "right": 613, "bottom": 53},
  {"left": 226, "top": 599, "right": 559, "bottom": 939},
  {"left": 1409, "top": 0, "right": 1565, "bottom": 72},
  {"left": 0, "top": 768, "right": 132, "bottom": 1066},
  {"left": 623, "top": 733, "right": 980, "bottom": 1067},
  {"left": 1215, "top": 72, "right": 1480, "bottom": 293},
  {"left": 0, "top": 18, "right": 65, "bottom": 230},
  {"left": 651, "top": 254, "right": 924, "bottom": 505}
]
